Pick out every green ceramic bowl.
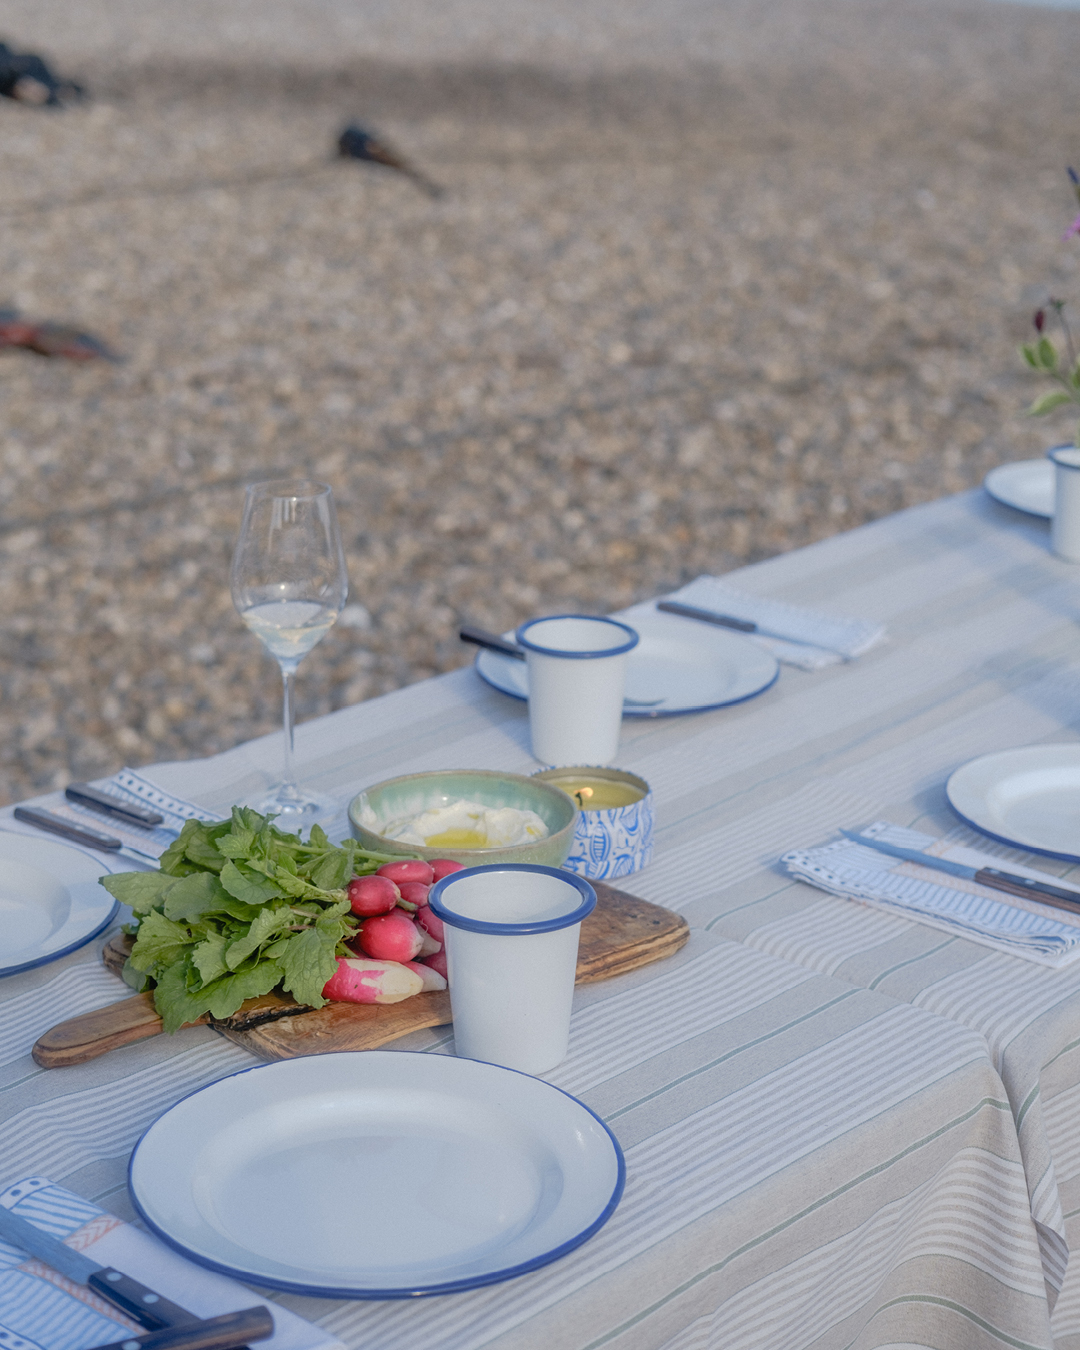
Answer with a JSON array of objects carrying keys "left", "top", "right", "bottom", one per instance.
[{"left": 347, "top": 769, "right": 578, "bottom": 868}]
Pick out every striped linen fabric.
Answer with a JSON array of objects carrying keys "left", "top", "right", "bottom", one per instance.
[{"left": 1, "top": 486, "right": 1074, "bottom": 1348}]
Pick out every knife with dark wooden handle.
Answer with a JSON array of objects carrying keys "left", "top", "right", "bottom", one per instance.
[
  {"left": 0, "top": 1203, "right": 273, "bottom": 1348},
  {"left": 93, "top": 1307, "right": 274, "bottom": 1350}
]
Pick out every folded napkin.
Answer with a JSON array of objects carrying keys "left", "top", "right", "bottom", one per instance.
[
  {"left": 664, "top": 576, "right": 886, "bottom": 670},
  {"left": 783, "top": 821, "right": 1080, "bottom": 967},
  {"left": 0, "top": 1176, "right": 343, "bottom": 1350}
]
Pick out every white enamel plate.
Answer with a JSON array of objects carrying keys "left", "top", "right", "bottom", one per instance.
[
  {"left": 0, "top": 831, "right": 119, "bottom": 977},
  {"left": 946, "top": 745, "right": 1080, "bottom": 861},
  {"left": 475, "top": 607, "right": 779, "bottom": 717},
  {"left": 983, "top": 459, "right": 1053, "bottom": 519},
  {"left": 129, "top": 1051, "right": 625, "bottom": 1298}
]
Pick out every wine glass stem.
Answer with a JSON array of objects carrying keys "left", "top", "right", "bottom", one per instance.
[{"left": 279, "top": 661, "right": 299, "bottom": 797}]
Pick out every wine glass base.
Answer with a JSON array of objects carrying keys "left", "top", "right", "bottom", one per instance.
[{"left": 251, "top": 786, "right": 337, "bottom": 822}]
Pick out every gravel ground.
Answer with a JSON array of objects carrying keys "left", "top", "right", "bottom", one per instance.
[{"left": 0, "top": 0, "right": 1078, "bottom": 804}]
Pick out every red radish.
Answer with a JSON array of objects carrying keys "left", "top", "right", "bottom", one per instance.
[
  {"left": 404, "top": 960, "right": 448, "bottom": 992},
  {"left": 430, "top": 858, "right": 464, "bottom": 882},
  {"left": 417, "top": 929, "right": 442, "bottom": 958},
  {"left": 323, "top": 957, "right": 424, "bottom": 1004},
  {"left": 398, "top": 880, "right": 430, "bottom": 907},
  {"left": 377, "top": 860, "right": 434, "bottom": 886},
  {"left": 415, "top": 904, "right": 444, "bottom": 944},
  {"left": 423, "top": 950, "right": 448, "bottom": 980},
  {"left": 348, "top": 874, "right": 400, "bottom": 916},
  {"left": 359, "top": 910, "right": 424, "bottom": 962}
]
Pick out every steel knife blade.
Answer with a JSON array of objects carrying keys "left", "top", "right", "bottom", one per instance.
[
  {"left": 65, "top": 782, "right": 165, "bottom": 828},
  {"left": 0, "top": 1202, "right": 197, "bottom": 1330},
  {"left": 656, "top": 599, "right": 849, "bottom": 657},
  {"left": 840, "top": 830, "right": 1080, "bottom": 916},
  {"left": 13, "top": 805, "right": 123, "bottom": 852}
]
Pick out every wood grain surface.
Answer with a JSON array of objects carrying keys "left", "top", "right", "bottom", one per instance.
[{"left": 33, "top": 879, "right": 687, "bottom": 1067}]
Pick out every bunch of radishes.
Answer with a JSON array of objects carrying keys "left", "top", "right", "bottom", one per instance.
[{"left": 322, "top": 858, "right": 461, "bottom": 1006}]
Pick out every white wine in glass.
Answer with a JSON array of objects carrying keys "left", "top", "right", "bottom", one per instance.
[{"left": 230, "top": 479, "right": 348, "bottom": 818}]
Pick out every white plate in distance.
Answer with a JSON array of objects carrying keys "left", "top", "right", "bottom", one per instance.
[
  {"left": 0, "top": 830, "right": 119, "bottom": 977},
  {"left": 129, "top": 1051, "right": 625, "bottom": 1298},
  {"left": 946, "top": 744, "right": 1080, "bottom": 862},
  {"left": 475, "top": 607, "right": 779, "bottom": 717},
  {"left": 984, "top": 459, "right": 1053, "bottom": 518}
]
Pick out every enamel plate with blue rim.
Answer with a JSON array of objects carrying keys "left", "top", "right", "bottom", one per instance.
[
  {"left": 476, "top": 606, "right": 779, "bottom": 717},
  {"left": 0, "top": 831, "right": 119, "bottom": 977},
  {"left": 129, "top": 1050, "right": 625, "bottom": 1298}
]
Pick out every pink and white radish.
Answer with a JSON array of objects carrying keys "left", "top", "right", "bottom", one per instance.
[
  {"left": 422, "top": 950, "right": 448, "bottom": 981},
  {"left": 323, "top": 957, "right": 424, "bottom": 1004},
  {"left": 417, "top": 928, "right": 442, "bottom": 958},
  {"left": 415, "top": 904, "right": 444, "bottom": 944},
  {"left": 358, "top": 910, "right": 424, "bottom": 962},
  {"left": 347, "top": 874, "right": 400, "bottom": 917},
  {"left": 397, "top": 880, "right": 430, "bottom": 908},
  {"left": 430, "top": 858, "right": 464, "bottom": 882},
  {"left": 377, "top": 860, "right": 434, "bottom": 886},
  {"left": 404, "top": 960, "right": 448, "bottom": 992}
]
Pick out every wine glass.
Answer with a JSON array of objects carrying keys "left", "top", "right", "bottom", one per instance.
[{"left": 230, "top": 479, "right": 348, "bottom": 818}]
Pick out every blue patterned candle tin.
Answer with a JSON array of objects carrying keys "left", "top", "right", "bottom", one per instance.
[{"left": 531, "top": 766, "right": 653, "bottom": 880}]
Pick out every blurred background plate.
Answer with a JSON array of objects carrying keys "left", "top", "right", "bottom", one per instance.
[
  {"left": 475, "top": 609, "right": 779, "bottom": 717},
  {"left": 984, "top": 459, "right": 1053, "bottom": 518},
  {"left": 0, "top": 831, "right": 119, "bottom": 977},
  {"left": 946, "top": 744, "right": 1080, "bottom": 862}
]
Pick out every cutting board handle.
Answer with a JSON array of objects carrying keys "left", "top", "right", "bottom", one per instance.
[{"left": 32, "top": 992, "right": 171, "bottom": 1068}]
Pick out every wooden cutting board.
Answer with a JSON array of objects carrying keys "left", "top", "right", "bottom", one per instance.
[{"left": 33, "top": 880, "right": 688, "bottom": 1068}]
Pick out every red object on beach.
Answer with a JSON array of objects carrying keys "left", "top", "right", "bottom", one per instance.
[{"left": 0, "top": 311, "right": 116, "bottom": 361}]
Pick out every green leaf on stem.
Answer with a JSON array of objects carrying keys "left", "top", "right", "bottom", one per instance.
[{"left": 1028, "top": 390, "right": 1074, "bottom": 416}]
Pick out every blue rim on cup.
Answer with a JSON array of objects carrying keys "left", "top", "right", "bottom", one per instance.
[
  {"left": 515, "top": 615, "right": 640, "bottom": 659},
  {"left": 429, "top": 863, "right": 597, "bottom": 934}
]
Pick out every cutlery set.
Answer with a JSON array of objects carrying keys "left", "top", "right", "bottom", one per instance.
[
  {"left": 841, "top": 831, "right": 1080, "bottom": 917},
  {"left": 0, "top": 1204, "right": 273, "bottom": 1350}
]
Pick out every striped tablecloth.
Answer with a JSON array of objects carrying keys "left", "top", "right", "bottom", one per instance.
[{"left": 0, "top": 485, "right": 1072, "bottom": 1349}]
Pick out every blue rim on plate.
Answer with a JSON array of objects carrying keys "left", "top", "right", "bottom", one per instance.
[
  {"left": 128, "top": 1051, "right": 626, "bottom": 1299},
  {"left": 945, "top": 745, "right": 1080, "bottom": 864},
  {"left": 429, "top": 863, "right": 596, "bottom": 934},
  {"left": 0, "top": 831, "right": 121, "bottom": 978},
  {"left": 477, "top": 608, "right": 780, "bottom": 719}
]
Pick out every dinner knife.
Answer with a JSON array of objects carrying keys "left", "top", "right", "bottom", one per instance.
[
  {"left": 656, "top": 600, "right": 848, "bottom": 656},
  {"left": 65, "top": 782, "right": 165, "bottom": 829},
  {"left": 13, "top": 805, "right": 123, "bottom": 852},
  {"left": 840, "top": 830, "right": 1080, "bottom": 916},
  {"left": 94, "top": 1308, "right": 274, "bottom": 1350},
  {"left": 0, "top": 1201, "right": 197, "bottom": 1330}
]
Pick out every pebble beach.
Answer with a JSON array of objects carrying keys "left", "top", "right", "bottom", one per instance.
[{"left": 0, "top": 0, "right": 1078, "bottom": 804}]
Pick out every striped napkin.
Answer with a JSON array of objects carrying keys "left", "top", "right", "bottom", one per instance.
[
  {"left": 783, "top": 822, "right": 1080, "bottom": 966},
  {"left": 0, "top": 1176, "right": 342, "bottom": 1350},
  {"left": 664, "top": 576, "right": 886, "bottom": 670}
]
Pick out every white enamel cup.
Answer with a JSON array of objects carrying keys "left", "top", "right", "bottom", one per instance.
[
  {"left": 1050, "top": 445, "right": 1080, "bottom": 562},
  {"left": 428, "top": 865, "right": 596, "bottom": 1074},
  {"left": 515, "top": 615, "right": 639, "bottom": 766}
]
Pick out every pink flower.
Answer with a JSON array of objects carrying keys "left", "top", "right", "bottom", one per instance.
[{"left": 1064, "top": 212, "right": 1080, "bottom": 240}]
